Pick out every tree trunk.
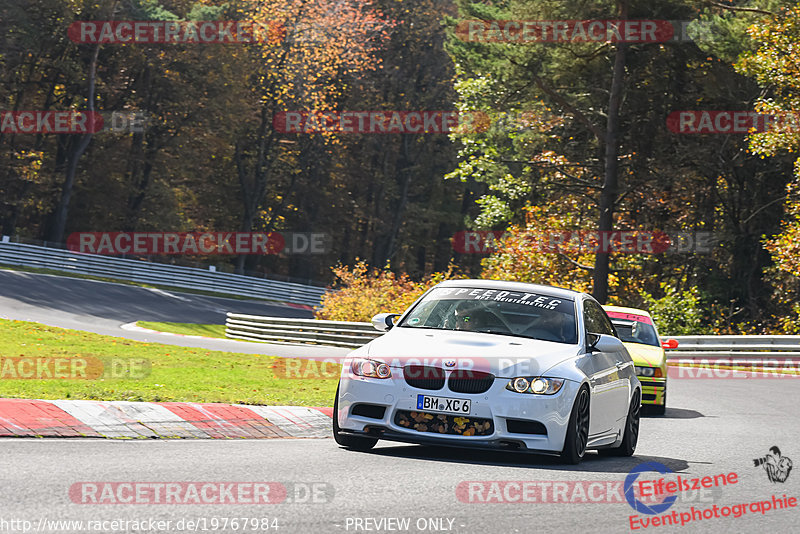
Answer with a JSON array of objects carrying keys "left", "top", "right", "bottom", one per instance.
[
  {"left": 123, "top": 134, "right": 158, "bottom": 231},
  {"left": 383, "top": 136, "right": 413, "bottom": 265},
  {"left": 592, "top": 5, "right": 628, "bottom": 303},
  {"left": 48, "top": 41, "right": 101, "bottom": 244}
]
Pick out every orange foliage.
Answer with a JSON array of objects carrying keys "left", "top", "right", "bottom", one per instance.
[
  {"left": 243, "top": 0, "right": 395, "bottom": 115},
  {"left": 481, "top": 203, "right": 602, "bottom": 294},
  {"left": 315, "top": 261, "right": 462, "bottom": 322}
]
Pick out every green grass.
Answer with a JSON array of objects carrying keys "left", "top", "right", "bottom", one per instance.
[
  {"left": 137, "top": 321, "right": 227, "bottom": 338},
  {"left": 0, "top": 318, "right": 338, "bottom": 406}
]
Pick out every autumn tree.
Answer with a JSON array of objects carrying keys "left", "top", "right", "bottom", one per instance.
[
  {"left": 325, "top": 0, "right": 464, "bottom": 276},
  {"left": 732, "top": 5, "right": 800, "bottom": 331},
  {"left": 229, "top": 0, "right": 393, "bottom": 273},
  {"left": 735, "top": 5, "right": 800, "bottom": 275},
  {"left": 445, "top": 0, "right": 795, "bottom": 328}
]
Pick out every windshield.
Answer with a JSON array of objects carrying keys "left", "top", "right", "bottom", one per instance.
[
  {"left": 398, "top": 287, "right": 577, "bottom": 344},
  {"left": 611, "top": 320, "right": 660, "bottom": 347}
]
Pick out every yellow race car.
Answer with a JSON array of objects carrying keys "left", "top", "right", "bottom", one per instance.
[{"left": 602, "top": 305, "right": 676, "bottom": 415}]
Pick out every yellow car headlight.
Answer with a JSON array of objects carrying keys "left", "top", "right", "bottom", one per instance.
[{"left": 635, "top": 366, "right": 656, "bottom": 377}]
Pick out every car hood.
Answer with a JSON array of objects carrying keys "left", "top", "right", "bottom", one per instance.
[
  {"left": 363, "top": 327, "right": 581, "bottom": 378},
  {"left": 622, "top": 342, "right": 666, "bottom": 367}
]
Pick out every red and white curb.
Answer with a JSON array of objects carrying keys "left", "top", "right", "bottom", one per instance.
[{"left": 0, "top": 398, "right": 333, "bottom": 439}]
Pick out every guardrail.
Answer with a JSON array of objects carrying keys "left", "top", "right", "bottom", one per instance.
[
  {"left": 223, "top": 316, "right": 800, "bottom": 364},
  {"left": 225, "top": 314, "right": 382, "bottom": 348},
  {"left": 665, "top": 336, "right": 800, "bottom": 362},
  {"left": 0, "top": 240, "right": 327, "bottom": 307}
]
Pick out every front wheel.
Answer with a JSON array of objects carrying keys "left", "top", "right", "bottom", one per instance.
[
  {"left": 560, "top": 386, "right": 590, "bottom": 464},
  {"left": 333, "top": 383, "right": 378, "bottom": 451}
]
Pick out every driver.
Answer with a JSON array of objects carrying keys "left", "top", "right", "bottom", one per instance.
[
  {"left": 452, "top": 301, "right": 489, "bottom": 331},
  {"left": 631, "top": 321, "right": 657, "bottom": 345}
]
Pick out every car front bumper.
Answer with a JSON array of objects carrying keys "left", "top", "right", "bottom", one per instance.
[
  {"left": 637, "top": 377, "right": 666, "bottom": 405},
  {"left": 336, "top": 374, "right": 582, "bottom": 454}
]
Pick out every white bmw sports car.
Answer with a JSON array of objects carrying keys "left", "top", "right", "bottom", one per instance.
[{"left": 333, "top": 280, "right": 642, "bottom": 464}]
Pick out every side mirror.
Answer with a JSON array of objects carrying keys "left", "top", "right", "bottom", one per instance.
[
  {"left": 588, "top": 333, "right": 625, "bottom": 353},
  {"left": 661, "top": 338, "right": 679, "bottom": 349},
  {"left": 371, "top": 313, "right": 400, "bottom": 332}
]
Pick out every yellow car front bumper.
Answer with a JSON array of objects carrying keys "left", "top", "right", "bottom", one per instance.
[{"left": 637, "top": 377, "right": 666, "bottom": 406}]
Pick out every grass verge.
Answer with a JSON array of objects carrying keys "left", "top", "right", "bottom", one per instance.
[
  {"left": 0, "top": 318, "right": 338, "bottom": 406},
  {"left": 137, "top": 321, "right": 227, "bottom": 339}
]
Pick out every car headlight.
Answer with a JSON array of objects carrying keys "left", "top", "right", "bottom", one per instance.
[
  {"left": 635, "top": 366, "right": 660, "bottom": 377},
  {"left": 512, "top": 377, "right": 529, "bottom": 393},
  {"left": 351, "top": 358, "right": 392, "bottom": 379},
  {"left": 506, "top": 377, "right": 564, "bottom": 395}
]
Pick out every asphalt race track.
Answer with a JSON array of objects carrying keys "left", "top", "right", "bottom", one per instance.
[
  {"left": 1, "top": 269, "right": 799, "bottom": 533},
  {"left": 0, "top": 269, "right": 347, "bottom": 360},
  {"left": 2, "top": 378, "right": 799, "bottom": 533}
]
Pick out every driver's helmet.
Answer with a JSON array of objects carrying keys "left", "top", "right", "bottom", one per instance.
[
  {"left": 631, "top": 320, "right": 655, "bottom": 344},
  {"left": 631, "top": 320, "right": 641, "bottom": 339},
  {"left": 452, "top": 301, "right": 485, "bottom": 330}
]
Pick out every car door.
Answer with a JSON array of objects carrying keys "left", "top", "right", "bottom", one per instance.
[
  {"left": 593, "top": 302, "right": 632, "bottom": 428},
  {"left": 582, "top": 299, "right": 629, "bottom": 435}
]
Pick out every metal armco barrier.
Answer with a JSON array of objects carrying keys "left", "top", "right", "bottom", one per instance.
[
  {"left": 0, "top": 240, "right": 327, "bottom": 307},
  {"left": 224, "top": 316, "right": 800, "bottom": 360},
  {"left": 665, "top": 335, "right": 800, "bottom": 367},
  {"left": 225, "top": 314, "right": 382, "bottom": 348}
]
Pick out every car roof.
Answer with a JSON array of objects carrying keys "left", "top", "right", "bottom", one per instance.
[
  {"left": 435, "top": 279, "right": 583, "bottom": 301},
  {"left": 602, "top": 304, "right": 653, "bottom": 318}
]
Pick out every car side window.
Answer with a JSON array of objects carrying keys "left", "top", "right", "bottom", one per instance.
[{"left": 583, "top": 300, "right": 615, "bottom": 336}]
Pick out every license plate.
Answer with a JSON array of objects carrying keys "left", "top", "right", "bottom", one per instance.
[{"left": 416, "top": 394, "right": 471, "bottom": 414}]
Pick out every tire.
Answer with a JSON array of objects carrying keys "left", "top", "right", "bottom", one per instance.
[
  {"left": 652, "top": 388, "right": 666, "bottom": 416},
  {"left": 604, "top": 388, "right": 641, "bottom": 457},
  {"left": 560, "top": 386, "right": 590, "bottom": 464},
  {"left": 332, "top": 383, "right": 378, "bottom": 451}
]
